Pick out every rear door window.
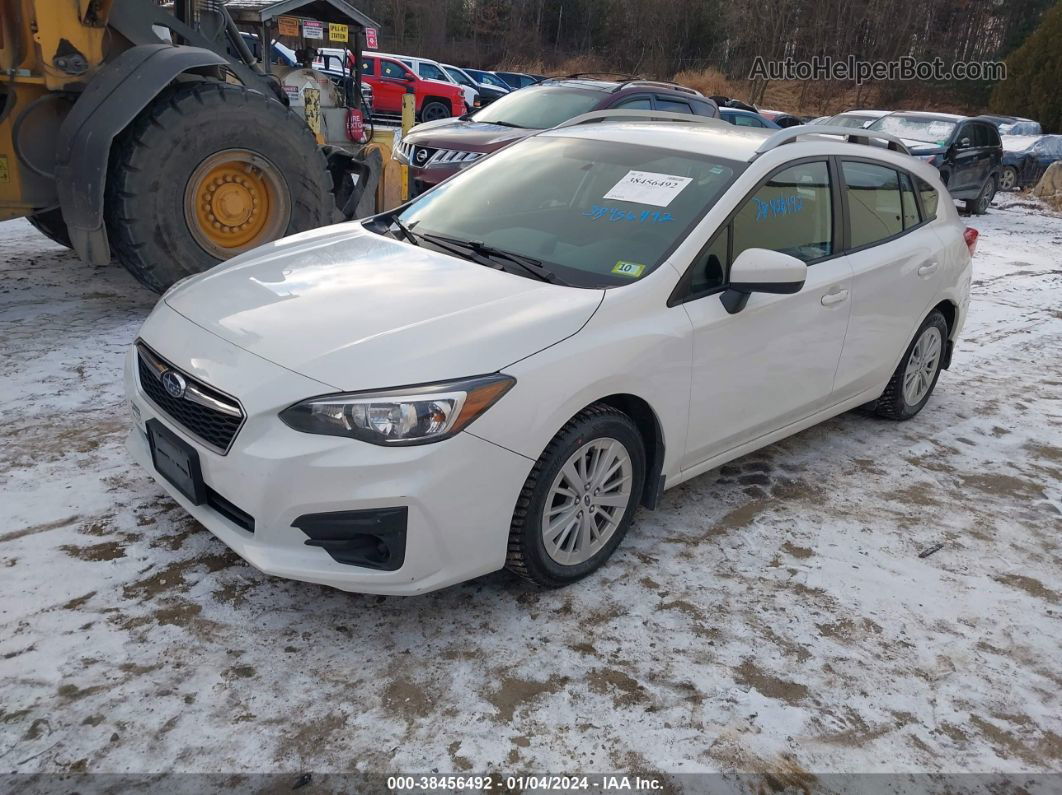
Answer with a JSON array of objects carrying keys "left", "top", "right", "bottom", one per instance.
[
  {"left": 732, "top": 160, "right": 833, "bottom": 262},
  {"left": 613, "top": 96, "right": 652, "bottom": 110},
  {"left": 898, "top": 171, "right": 920, "bottom": 229},
  {"left": 916, "top": 176, "right": 939, "bottom": 220},
  {"left": 656, "top": 97, "right": 693, "bottom": 114},
  {"left": 842, "top": 161, "right": 903, "bottom": 247},
  {"left": 733, "top": 114, "right": 764, "bottom": 128}
]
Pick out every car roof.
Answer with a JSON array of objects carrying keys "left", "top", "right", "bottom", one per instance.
[
  {"left": 535, "top": 118, "right": 938, "bottom": 172},
  {"left": 886, "top": 111, "right": 967, "bottom": 122},
  {"left": 835, "top": 109, "right": 891, "bottom": 117}
]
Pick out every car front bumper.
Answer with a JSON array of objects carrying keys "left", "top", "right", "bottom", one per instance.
[{"left": 125, "top": 307, "right": 532, "bottom": 595}]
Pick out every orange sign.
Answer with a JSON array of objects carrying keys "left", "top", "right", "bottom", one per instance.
[{"left": 277, "top": 16, "right": 299, "bottom": 37}]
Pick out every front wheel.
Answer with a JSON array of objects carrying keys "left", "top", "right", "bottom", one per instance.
[
  {"left": 506, "top": 405, "right": 645, "bottom": 588},
  {"left": 999, "top": 166, "right": 1019, "bottom": 191},
  {"left": 873, "top": 311, "right": 948, "bottom": 420}
]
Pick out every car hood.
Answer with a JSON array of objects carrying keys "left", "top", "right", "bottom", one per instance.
[
  {"left": 901, "top": 139, "right": 947, "bottom": 155},
  {"left": 163, "top": 224, "right": 603, "bottom": 392},
  {"left": 404, "top": 119, "right": 531, "bottom": 151}
]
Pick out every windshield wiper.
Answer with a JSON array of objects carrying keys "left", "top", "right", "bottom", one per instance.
[
  {"left": 419, "top": 234, "right": 566, "bottom": 285},
  {"left": 488, "top": 120, "right": 526, "bottom": 129},
  {"left": 389, "top": 215, "right": 420, "bottom": 246}
]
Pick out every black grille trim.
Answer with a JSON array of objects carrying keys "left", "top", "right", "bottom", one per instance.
[{"left": 136, "top": 342, "right": 245, "bottom": 455}]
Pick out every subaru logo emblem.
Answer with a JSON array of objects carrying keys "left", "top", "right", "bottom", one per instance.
[{"left": 160, "top": 370, "right": 187, "bottom": 399}]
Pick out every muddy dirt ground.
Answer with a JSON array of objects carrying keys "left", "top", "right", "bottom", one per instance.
[{"left": 1, "top": 201, "right": 1060, "bottom": 785}]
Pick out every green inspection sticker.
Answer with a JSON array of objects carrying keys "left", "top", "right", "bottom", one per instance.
[{"left": 612, "top": 261, "right": 646, "bottom": 278}]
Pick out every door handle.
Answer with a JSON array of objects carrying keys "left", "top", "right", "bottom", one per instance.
[
  {"left": 820, "top": 288, "right": 849, "bottom": 306},
  {"left": 918, "top": 261, "right": 939, "bottom": 277}
]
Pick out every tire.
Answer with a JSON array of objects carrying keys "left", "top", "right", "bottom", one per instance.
[
  {"left": 964, "top": 176, "right": 996, "bottom": 215},
  {"left": 1000, "top": 166, "right": 1019, "bottom": 192},
  {"left": 106, "top": 81, "right": 332, "bottom": 293},
  {"left": 873, "top": 311, "right": 948, "bottom": 421},
  {"left": 27, "top": 208, "right": 71, "bottom": 249},
  {"left": 419, "top": 100, "right": 450, "bottom": 122},
  {"left": 505, "top": 404, "right": 646, "bottom": 588}
]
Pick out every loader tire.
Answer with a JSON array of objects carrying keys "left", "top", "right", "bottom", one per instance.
[
  {"left": 107, "top": 81, "right": 332, "bottom": 293},
  {"left": 27, "top": 208, "right": 72, "bottom": 249}
]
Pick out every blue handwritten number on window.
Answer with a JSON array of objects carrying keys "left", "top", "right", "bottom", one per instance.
[
  {"left": 754, "top": 194, "right": 804, "bottom": 222},
  {"left": 583, "top": 205, "right": 673, "bottom": 224}
]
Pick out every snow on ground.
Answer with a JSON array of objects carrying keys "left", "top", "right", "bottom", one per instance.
[{"left": 0, "top": 200, "right": 1060, "bottom": 785}]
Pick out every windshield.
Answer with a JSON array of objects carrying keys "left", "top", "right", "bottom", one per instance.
[
  {"left": 396, "top": 136, "right": 741, "bottom": 287},
  {"left": 468, "top": 70, "right": 511, "bottom": 90},
  {"left": 471, "top": 86, "right": 603, "bottom": 128},
  {"left": 869, "top": 115, "right": 957, "bottom": 145},
  {"left": 444, "top": 66, "right": 474, "bottom": 87},
  {"left": 829, "top": 114, "right": 873, "bottom": 129}
]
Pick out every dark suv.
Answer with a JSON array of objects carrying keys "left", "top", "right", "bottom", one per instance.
[
  {"left": 867, "top": 112, "right": 1002, "bottom": 214},
  {"left": 395, "top": 78, "right": 718, "bottom": 194}
]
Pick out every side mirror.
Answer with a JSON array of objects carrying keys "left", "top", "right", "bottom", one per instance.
[
  {"left": 720, "top": 248, "right": 807, "bottom": 314},
  {"left": 958, "top": 137, "right": 972, "bottom": 149}
]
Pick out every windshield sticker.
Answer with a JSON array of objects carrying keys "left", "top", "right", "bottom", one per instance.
[
  {"left": 603, "top": 170, "right": 693, "bottom": 207},
  {"left": 583, "top": 205, "right": 674, "bottom": 224},
  {"left": 753, "top": 194, "right": 804, "bottom": 222},
  {"left": 611, "top": 261, "right": 646, "bottom": 278}
]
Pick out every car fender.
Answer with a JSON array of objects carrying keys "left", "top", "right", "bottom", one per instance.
[{"left": 469, "top": 274, "right": 694, "bottom": 488}]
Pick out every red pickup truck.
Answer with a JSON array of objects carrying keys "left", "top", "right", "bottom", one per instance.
[{"left": 358, "top": 53, "right": 464, "bottom": 122}]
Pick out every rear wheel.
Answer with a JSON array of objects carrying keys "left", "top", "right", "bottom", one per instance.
[
  {"left": 965, "top": 176, "right": 996, "bottom": 215},
  {"left": 419, "top": 100, "right": 450, "bottom": 122},
  {"left": 873, "top": 311, "right": 948, "bottom": 420},
  {"left": 27, "top": 208, "right": 71, "bottom": 249},
  {"left": 506, "top": 405, "right": 645, "bottom": 588},
  {"left": 107, "top": 81, "right": 332, "bottom": 293},
  {"left": 999, "top": 166, "right": 1019, "bottom": 191}
]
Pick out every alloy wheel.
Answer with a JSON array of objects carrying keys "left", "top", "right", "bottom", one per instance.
[
  {"left": 541, "top": 438, "right": 633, "bottom": 566},
  {"left": 903, "top": 326, "right": 942, "bottom": 406}
]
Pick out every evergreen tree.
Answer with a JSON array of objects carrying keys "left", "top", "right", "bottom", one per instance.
[{"left": 990, "top": 1, "right": 1062, "bottom": 132}]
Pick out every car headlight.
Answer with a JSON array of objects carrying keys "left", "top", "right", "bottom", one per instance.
[{"left": 279, "top": 374, "right": 515, "bottom": 445}]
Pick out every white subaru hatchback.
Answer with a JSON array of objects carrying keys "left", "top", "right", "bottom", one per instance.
[{"left": 126, "top": 114, "right": 975, "bottom": 595}]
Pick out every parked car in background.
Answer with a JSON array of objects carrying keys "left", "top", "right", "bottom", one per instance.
[
  {"left": 359, "top": 53, "right": 466, "bottom": 122},
  {"left": 127, "top": 119, "right": 974, "bottom": 594},
  {"left": 463, "top": 68, "right": 517, "bottom": 94},
  {"left": 384, "top": 53, "right": 479, "bottom": 111},
  {"left": 240, "top": 32, "right": 297, "bottom": 68},
  {"left": 758, "top": 109, "right": 804, "bottom": 128},
  {"left": 395, "top": 77, "right": 718, "bottom": 194},
  {"left": 443, "top": 63, "right": 508, "bottom": 106},
  {"left": 823, "top": 109, "right": 892, "bottom": 129},
  {"left": 718, "top": 107, "right": 780, "bottom": 128},
  {"left": 982, "top": 115, "right": 1042, "bottom": 136},
  {"left": 1000, "top": 135, "right": 1062, "bottom": 190},
  {"left": 494, "top": 71, "right": 543, "bottom": 89},
  {"left": 868, "top": 112, "right": 1002, "bottom": 214}
]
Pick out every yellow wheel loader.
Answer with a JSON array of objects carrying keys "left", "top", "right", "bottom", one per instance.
[{"left": 0, "top": 0, "right": 379, "bottom": 292}]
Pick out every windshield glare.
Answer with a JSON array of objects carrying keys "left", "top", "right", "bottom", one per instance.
[
  {"left": 471, "top": 86, "right": 602, "bottom": 129},
  {"left": 869, "top": 115, "right": 957, "bottom": 144},
  {"left": 397, "top": 136, "right": 741, "bottom": 287}
]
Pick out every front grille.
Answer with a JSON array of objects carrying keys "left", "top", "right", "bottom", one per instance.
[{"left": 136, "top": 343, "right": 244, "bottom": 454}]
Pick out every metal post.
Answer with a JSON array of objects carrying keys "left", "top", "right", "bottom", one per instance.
[{"left": 401, "top": 86, "right": 415, "bottom": 201}]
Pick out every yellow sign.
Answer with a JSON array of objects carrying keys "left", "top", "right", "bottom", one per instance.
[
  {"left": 328, "top": 23, "right": 349, "bottom": 42},
  {"left": 0, "top": 155, "right": 8, "bottom": 183},
  {"left": 612, "top": 261, "right": 646, "bottom": 278},
  {"left": 277, "top": 16, "right": 299, "bottom": 37}
]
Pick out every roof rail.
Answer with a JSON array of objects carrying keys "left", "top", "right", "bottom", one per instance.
[
  {"left": 613, "top": 79, "right": 702, "bottom": 97},
  {"left": 563, "top": 72, "right": 637, "bottom": 81},
  {"left": 754, "top": 125, "right": 911, "bottom": 156},
  {"left": 553, "top": 109, "right": 729, "bottom": 130}
]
